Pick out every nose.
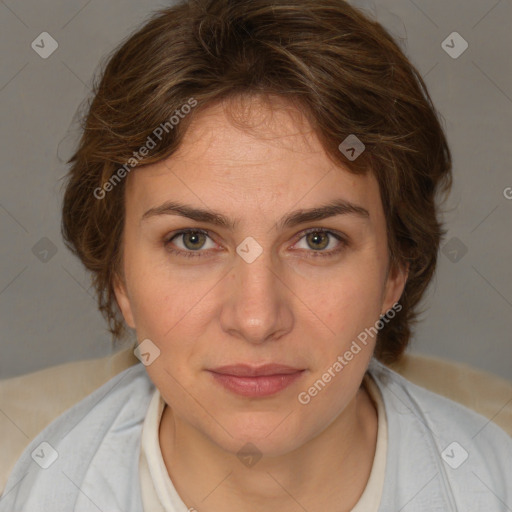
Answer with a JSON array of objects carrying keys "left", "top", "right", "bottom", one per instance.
[{"left": 219, "top": 246, "right": 293, "bottom": 345}]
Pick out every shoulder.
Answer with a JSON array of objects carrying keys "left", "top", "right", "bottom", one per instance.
[
  {"left": 369, "top": 357, "right": 512, "bottom": 455},
  {"left": 369, "top": 358, "right": 512, "bottom": 510},
  {"left": 0, "top": 363, "right": 153, "bottom": 512}
]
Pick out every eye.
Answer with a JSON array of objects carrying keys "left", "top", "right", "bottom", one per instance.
[
  {"left": 293, "top": 228, "right": 348, "bottom": 258},
  {"left": 164, "top": 229, "right": 216, "bottom": 258}
]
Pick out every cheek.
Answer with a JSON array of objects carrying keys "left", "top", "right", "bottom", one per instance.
[
  {"left": 130, "top": 283, "right": 188, "bottom": 341},
  {"left": 126, "top": 256, "right": 216, "bottom": 345},
  {"left": 122, "top": 245, "right": 179, "bottom": 337},
  {"left": 304, "top": 260, "right": 385, "bottom": 333}
]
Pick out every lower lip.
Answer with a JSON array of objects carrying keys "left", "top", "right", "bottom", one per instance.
[{"left": 209, "top": 371, "right": 304, "bottom": 397}]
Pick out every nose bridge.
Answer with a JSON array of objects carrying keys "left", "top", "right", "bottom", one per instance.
[
  {"left": 240, "top": 248, "right": 277, "bottom": 301},
  {"left": 221, "top": 241, "right": 291, "bottom": 343}
]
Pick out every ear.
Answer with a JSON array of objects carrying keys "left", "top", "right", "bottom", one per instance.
[
  {"left": 113, "top": 273, "right": 136, "bottom": 329},
  {"left": 381, "top": 261, "right": 409, "bottom": 315}
]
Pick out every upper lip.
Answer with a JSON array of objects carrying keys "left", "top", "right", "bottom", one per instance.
[{"left": 209, "top": 364, "right": 304, "bottom": 377}]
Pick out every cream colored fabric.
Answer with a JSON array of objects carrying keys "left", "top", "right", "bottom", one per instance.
[
  {"left": 139, "top": 389, "right": 192, "bottom": 511},
  {"left": 138, "top": 372, "right": 387, "bottom": 512},
  {"left": 1, "top": 348, "right": 511, "bottom": 496},
  {"left": 0, "top": 347, "right": 139, "bottom": 496},
  {"left": 351, "top": 373, "right": 387, "bottom": 512},
  {"left": 388, "top": 353, "right": 512, "bottom": 432}
]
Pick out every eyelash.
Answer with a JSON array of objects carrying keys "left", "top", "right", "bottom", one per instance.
[{"left": 163, "top": 227, "right": 349, "bottom": 259}]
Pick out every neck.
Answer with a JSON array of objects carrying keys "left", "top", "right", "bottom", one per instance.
[{"left": 158, "top": 380, "right": 378, "bottom": 512}]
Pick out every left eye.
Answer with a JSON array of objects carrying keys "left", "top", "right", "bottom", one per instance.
[
  {"left": 294, "top": 229, "right": 344, "bottom": 254},
  {"left": 297, "top": 228, "right": 348, "bottom": 257}
]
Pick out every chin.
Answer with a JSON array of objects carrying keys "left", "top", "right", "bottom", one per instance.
[{"left": 207, "top": 411, "right": 311, "bottom": 458}]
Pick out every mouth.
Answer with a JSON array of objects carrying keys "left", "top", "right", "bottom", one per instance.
[{"left": 207, "top": 364, "right": 305, "bottom": 397}]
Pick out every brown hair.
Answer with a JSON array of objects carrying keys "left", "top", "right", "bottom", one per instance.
[{"left": 61, "top": 0, "right": 452, "bottom": 363}]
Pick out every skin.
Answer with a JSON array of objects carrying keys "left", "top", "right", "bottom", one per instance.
[{"left": 114, "top": 95, "right": 407, "bottom": 512}]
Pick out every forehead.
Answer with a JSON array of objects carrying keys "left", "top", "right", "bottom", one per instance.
[{"left": 125, "top": 96, "right": 381, "bottom": 220}]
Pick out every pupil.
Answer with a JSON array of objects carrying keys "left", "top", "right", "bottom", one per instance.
[
  {"left": 185, "top": 232, "right": 204, "bottom": 250},
  {"left": 309, "top": 232, "right": 328, "bottom": 250}
]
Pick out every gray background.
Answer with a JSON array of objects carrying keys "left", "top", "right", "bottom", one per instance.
[{"left": 0, "top": 0, "right": 511, "bottom": 380}]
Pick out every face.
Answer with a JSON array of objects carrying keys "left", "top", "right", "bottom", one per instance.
[{"left": 114, "top": 96, "right": 407, "bottom": 456}]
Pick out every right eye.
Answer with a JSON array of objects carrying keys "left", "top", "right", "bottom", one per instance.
[{"left": 164, "top": 229, "right": 218, "bottom": 258}]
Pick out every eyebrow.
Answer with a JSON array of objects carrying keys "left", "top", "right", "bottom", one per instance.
[{"left": 141, "top": 198, "right": 370, "bottom": 230}]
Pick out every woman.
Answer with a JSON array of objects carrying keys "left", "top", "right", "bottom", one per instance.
[{"left": 1, "top": 0, "right": 511, "bottom": 511}]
